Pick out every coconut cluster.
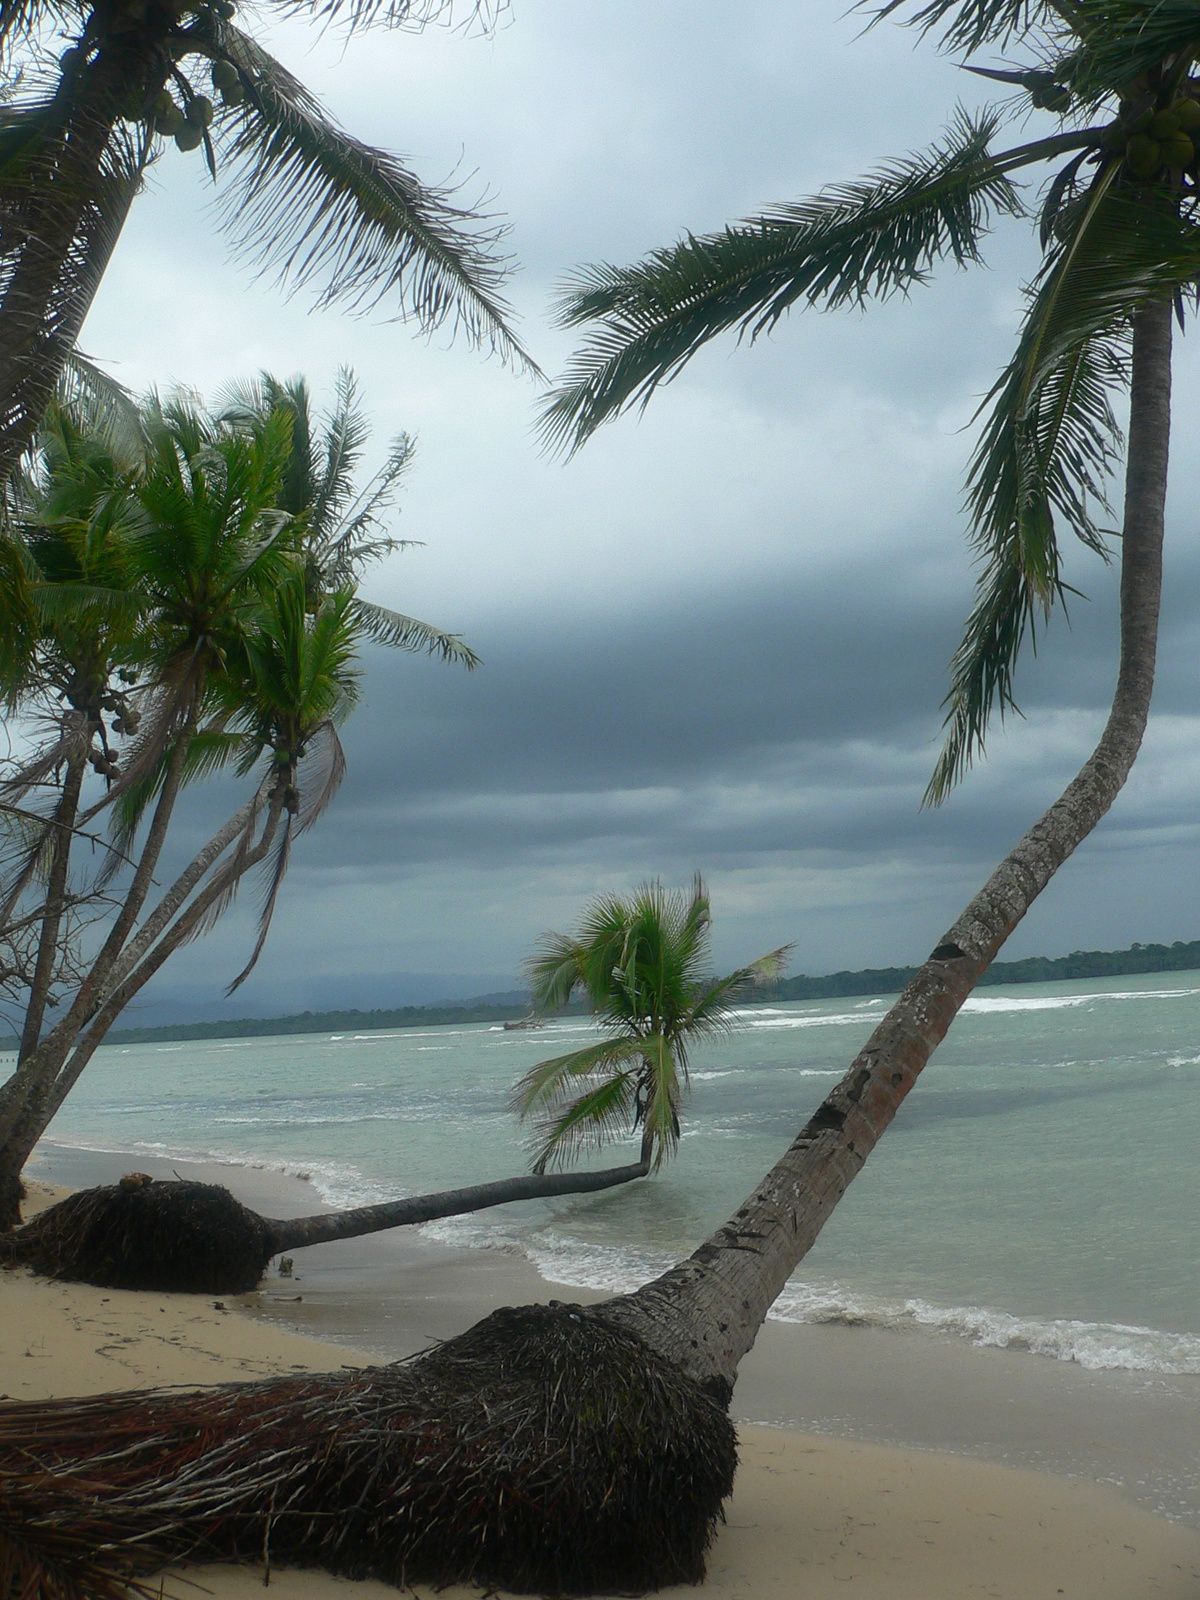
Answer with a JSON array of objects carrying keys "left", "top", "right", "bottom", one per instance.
[
  {"left": 147, "top": 56, "right": 245, "bottom": 152},
  {"left": 1110, "top": 91, "right": 1200, "bottom": 179}
]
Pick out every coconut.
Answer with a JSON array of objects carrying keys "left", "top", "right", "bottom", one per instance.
[
  {"left": 1150, "top": 108, "right": 1180, "bottom": 139},
  {"left": 1125, "top": 133, "right": 1162, "bottom": 177},
  {"left": 1161, "top": 131, "right": 1195, "bottom": 167},
  {"left": 1175, "top": 98, "right": 1200, "bottom": 131},
  {"left": 174, "top": 124, "right": 205, "bottom": 152},
  {"left": 220, "top": 81, "right": 245, "bottom": 106},
  {"left": 154, "top": 103, "right": 184, "bottom": 136},
  {"left": 185, "top": 94, "right": 214, "bottom": 126},
  {"left": 211, "top": 58, "right": 238, "bottom": 89}
]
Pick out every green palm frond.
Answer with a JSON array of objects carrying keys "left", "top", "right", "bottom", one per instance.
[
  {"left": 685, "top": 943, "right": 795, "bottom": 1033},
  {"left": 211, "top": 27, "right": 533, "bottom": 371},
  {"left": 1066, "top": 0, "right": 1200, "bottom": 101},
  {"left": 312, "top": 368, "right": 371, "bottom": 534},
  {"left": 866, "top": 0, "right": 1058, "bottom": 56},
  {"left": 352, "top": 598, "right": 478, "bottom": 665},
  {"left": 526, "top": 1071, "right": 642, "bottom": 1174},
  {"left": 540, "top": 110, "right": 1023, "bottom": 454},
  {"left": 638, "top": 1033, "right": 684, "bottom": 1170},
  {"left": 511, "top": 1035, "right": 649, "bottom": 1121},
  {"left": 929, "top": 180, "right": 1200, "bottom": 801},
  {"left": 526, "top": 931, "right": 585, "bottom": 1013},
  {"left": 56, "top": 353, "right": 147, "bottom": 468}
]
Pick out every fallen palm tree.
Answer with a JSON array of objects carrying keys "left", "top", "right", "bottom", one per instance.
[
  {"left": 0, "top": 1162, "right": 649, "bottom": 1294},
  {"left": 0, "top": 1301, "right": 736, "bottom": 1599}
]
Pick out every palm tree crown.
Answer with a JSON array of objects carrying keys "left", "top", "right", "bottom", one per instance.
[
  {"left": 541, "top": 0, "right": 1200, "bottom": 799},
  {"left": 0, "top": 0, "right": 532, "bottom": 480},
  {"left": 512, "top": 877, "right": 789, "bottom": 1174}
]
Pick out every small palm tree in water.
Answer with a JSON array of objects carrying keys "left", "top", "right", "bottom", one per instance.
[{"left": 513, "top": 877, "right": 790, "bottom": 1174}]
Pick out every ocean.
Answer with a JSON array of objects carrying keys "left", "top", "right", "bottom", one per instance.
[{"left": 22, "top": 969, "right": 1200, "bottom": 1377}]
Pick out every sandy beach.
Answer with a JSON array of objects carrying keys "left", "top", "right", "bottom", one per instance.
[{"left": 5, "top": 1159, "right": 1200, "bottom": 1599}]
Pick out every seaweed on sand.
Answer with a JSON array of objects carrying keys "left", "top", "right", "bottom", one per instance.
[{"left": 0, "top": 1301, "right": 738, "bottom": 1599}]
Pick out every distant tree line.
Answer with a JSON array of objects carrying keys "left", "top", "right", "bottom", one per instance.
[
  {"left": 7, "top": 935, "right": 1195, "bottom": 1053},
  {"left": 766, "top": 939, "right": 1200, "bottom": 1002}
]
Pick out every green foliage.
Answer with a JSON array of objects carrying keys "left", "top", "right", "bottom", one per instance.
[
  {"left": 543, "top": 0, "right": 1200, "bottom": 798},
  {"left": 3, "top": 371, "right": 475, "bottom": 1002},
  {"left": 512, "top": 877, "right": 789, "bottom": 1173},
  {"left": 540, "top": 111, "right": 1019, "bottom": 455}
]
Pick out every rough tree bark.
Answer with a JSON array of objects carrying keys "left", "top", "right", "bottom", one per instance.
[{"left": 600, "top": 298, "right": 1172, "bottom": 1402}]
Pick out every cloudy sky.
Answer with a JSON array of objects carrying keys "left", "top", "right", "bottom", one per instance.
[{"left": 78, "top": 0, "right": 1200, "bottom": 1020}]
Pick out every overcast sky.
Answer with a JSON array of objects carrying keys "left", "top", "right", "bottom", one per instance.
[{"left": 78, "top": 0, "right": 1200, "bottom": 1020}]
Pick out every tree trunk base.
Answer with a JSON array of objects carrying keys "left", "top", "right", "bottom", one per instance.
[
  {"left": 0, "top": 1302, "right": 737, "bottom": 1597},
  {"left": 1, "top": 1179, "right": 274, "bottom": 1293},
  {"left": 0, "top": 1171, "right": 26, "bottom": 1233}
]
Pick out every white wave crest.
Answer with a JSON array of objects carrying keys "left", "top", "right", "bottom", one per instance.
[
  {"left": 770, "top": 1280, "right": 1200, "bottom": 1373},
  {"left": 419, "top": 1216, "right": 1200, "bottom": 1376}
]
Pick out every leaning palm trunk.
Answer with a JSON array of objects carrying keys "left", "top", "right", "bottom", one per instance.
[
  {"left": 268, "top": 1159, "right": 651, "bottom": 1253},
  {"left": 4, "top": 1160, "right": 652, "bottom": 1293},
  {"left": 600, "top": 299, "right": 1171, "bottom": 1398}
]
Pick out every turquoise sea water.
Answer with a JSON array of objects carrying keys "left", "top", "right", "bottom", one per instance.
[{"left": 20, "top": 969, "right": 1200, "bottom": 1373}]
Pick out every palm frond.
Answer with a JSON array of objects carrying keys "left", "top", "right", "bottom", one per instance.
[
  {"left": 686, "top": 943, "right": 796, "bottom": 1032},
  {"left": 352, "top": 597, "right": 478, "bottom": 665},
  {"left": 1066, "top": 0, "right": 1200, "bottom": 102},
  {"left": 928, "top": 179, "right": 1200, "bottom": 801},
  {"left": 638, "top": 1033, "right": 684, "bottom": 1171},
  {"left": 295, "top": 718, "right": 346, "bottom": 833},
  {"left": 0, "top": 117, "right": 150, "bottom": 471},
  {"left": 55, "top": 353, "right": 147, "bottom": 467},
  {"left": 210, "top": 27, "right": 533, "bottom": 371},
  {"left": 525, "top": 1070, "right": 642, "bottom": 1174},
  {"left": 525, "top": 931, "right": 585, "bottom": 1013},
  {"left": 865, "top": 0, "right": 1058, "bottom": 57},
  {"left": 226, "top": 807, "right": 292, "bottom": 993},
  {"left": 540, "top": 110, "right": 1023, "bottom": 454},
  {"left": 510, "top": 1036, "right": 648, "bottom": 1120},
  {"left": 273, "top": 0, "right": 491, "bottom": 42}
]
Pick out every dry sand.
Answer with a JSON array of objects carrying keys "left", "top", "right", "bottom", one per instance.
[{"left": 5, "top": 1176, "right": 1200, "bottom": 1598}]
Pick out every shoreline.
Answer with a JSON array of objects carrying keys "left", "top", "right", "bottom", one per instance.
[
  {"left": 24, "top": 1139, "right": 1200, "bottom": 1530},
  {"left": 7, "top": 1157, "right": 1200, "bottom": 1596}
]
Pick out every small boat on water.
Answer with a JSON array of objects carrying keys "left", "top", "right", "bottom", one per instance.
[{"left": 503, "top": 1014, "right": 546, "bottom": 1031}]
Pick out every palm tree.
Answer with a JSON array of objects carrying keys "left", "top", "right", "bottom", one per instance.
[
  {"left": 218, "top": 369, "right": 480, "bottom": 665},
  {"left": 512, "top": 877, "right": 790, "bottom": 1173},
  {"left": 0, "top": 0, "right": 529, "bottom": 484},
  {"left": 0, "top": 381, "right": 483, "bottom": 1223},
  {"left": 532, "top": 0, "right": 1187, "bottom": 1400}
]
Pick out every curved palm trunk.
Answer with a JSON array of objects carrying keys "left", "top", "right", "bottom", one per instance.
[
  {"left": 601, "top": 300, "right": 1172, "bottom": 1402},
  {"left": 265, "top": 1159, "right": 650, "bottom": 1254}
]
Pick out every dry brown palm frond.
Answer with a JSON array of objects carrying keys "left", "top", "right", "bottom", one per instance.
[{"left": 0, "top": 1302, "right": 736, "bottom": 1599}]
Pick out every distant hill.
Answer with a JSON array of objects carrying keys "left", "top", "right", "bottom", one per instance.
[
  {"left": 764, "top": 938, "right": 1200, "bottom": 1003},
  {"left": 5, "top": 937, "right": 1197, "bottom": 1051}
]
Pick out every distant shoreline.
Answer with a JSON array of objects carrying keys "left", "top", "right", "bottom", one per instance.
[{"left": 7, "top": 936, "right": 1198, "bottom": 1050}]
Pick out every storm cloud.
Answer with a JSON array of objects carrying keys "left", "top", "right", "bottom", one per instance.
[{"left": 75, "top": 1, "right": 1200, "bottom": 1022}]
